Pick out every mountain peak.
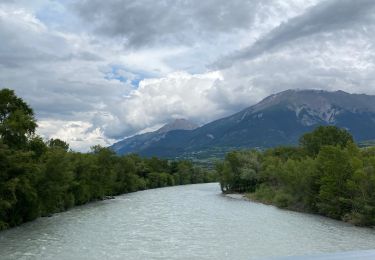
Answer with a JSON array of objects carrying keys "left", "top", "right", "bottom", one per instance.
[
  {"left": 156, "top": 119, "right": 198, "bottom": 134},
  {"left": 252, "top": 89, "right": 375, "bottom": 114},
  {"left": 111, "top": 89, "right": 375, "bottom": 159}
]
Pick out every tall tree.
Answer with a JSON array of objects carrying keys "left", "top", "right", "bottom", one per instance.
[
  {"left": 0, "top": 89, "right": 37, "bottom": 149},
  {"left": 299, "top": 126, "right": 353, "bottom": 156},
  {"left": 48, "top": 138, "right": 69, "bottom": 151}
]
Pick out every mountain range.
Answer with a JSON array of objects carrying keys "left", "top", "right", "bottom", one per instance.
[
  {"left": 110, "top": 119, "right": 198, "bottom": 155},
  {"left": 110, "top": 89, "right": 375, "bottom": 159}
]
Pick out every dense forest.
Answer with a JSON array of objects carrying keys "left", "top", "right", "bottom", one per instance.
[
  {"left": 217, "top": 126, "right": 375, "bottom": 227},
  {"left": 0, "top": 89, "right": 215, "bottom": 230}
]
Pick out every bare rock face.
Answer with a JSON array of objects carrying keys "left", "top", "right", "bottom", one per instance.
[
  {"left": 156, "top": 119, "right": 198, "bottom": 134},
  {"left": 251, "top": 89, "right": 375, "bottom": 125}
]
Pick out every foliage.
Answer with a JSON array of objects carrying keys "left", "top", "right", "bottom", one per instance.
[
  {"left": 0, "top": 89, "right": 216, "bottom": 230},
  {"left": 299, "top": 125, "right": 353, "bottom": 156},
  {"left": 218, "top": 125, "right": 375, "bottom": 227},
  {"left": 0, "top": 89, "right": 37, "bottom": 149},
  {"left": 217, "top": 150, "right": 261, "bottom": 193}
]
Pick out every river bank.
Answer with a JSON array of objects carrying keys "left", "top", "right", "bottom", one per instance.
[{"left": 224, "top": 192, "right": 375, "bottom": 228}]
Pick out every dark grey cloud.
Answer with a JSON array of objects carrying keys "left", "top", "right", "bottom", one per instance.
[
  {"left": 0, "top": 11, "right": 102, "bottom": 68},
  {"left": 214, "top": 0, "right": 375, "bottom": 69},
  {"left": 72, "top": 0, "right": 262, "bottom": 47},
  {"left": 0, "top": 6, "right": 132, "bottom": 141}
]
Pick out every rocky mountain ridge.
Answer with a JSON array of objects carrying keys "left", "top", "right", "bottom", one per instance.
[{"left": 111, "top": 89, "right": 375, "bottom": 158}]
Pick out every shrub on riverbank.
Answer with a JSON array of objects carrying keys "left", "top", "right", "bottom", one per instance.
[
  {"left": 217, "top": 126, "right": 375, "bottom": 227},
  {"left": 0, "top": 89, "right": 216, "bottom": 230}
]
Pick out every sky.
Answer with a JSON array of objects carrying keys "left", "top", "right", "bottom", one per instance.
[{"left": 1, "top": 0, "right": 375, "bottom": 151}]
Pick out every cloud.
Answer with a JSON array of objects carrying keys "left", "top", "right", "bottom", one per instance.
[
  {"left": 2, "top": 0, "right": 375, "bottom": 152},
  {"left": 72, "top": 0, "right": 260, "bottom": 48},
  {"left": 37, "top": 119, "right": 115, "bottom": 151},
  {"left": 215, "top": 32, "right": 375, "bottom": 97},
  {"left": 103, "top": 71, "right": 224, "bottom": 138},
  {"left": 0, "top": 6, "right": 134, "bottom": 149},
  {"left": 214, "top": 0, "right": 375, "bottom": 68}
]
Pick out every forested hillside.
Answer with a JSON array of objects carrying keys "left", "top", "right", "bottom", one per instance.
[
  {"left": 217, "top": 126, "right": 375, "bottom": 227},
  {"left": 0, "top": 89, "right": 215, "bottom": 230}
]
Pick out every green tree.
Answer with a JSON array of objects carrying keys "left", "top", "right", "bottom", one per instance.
[
  {"left": 299, "top": 126, "right": 354, "bottom": 156},
  {"left": 48, "top": 138, "right": 69, "bottom": 151},
  {"left": 113, "top": 156, "right": 138, "bottom": 193},
  {"left": 0, "top": 88, "right": 37, "bottom": 149},
  {"left": 28, "top": 136, "right": 47, "bottom": 159},
  {"left": 1, "top": 149, "right": 40, "bottom": 227},
  {"left": 174, "top": 160, "right": 194, "bottom": 185},
  {"left": 90, "top": 145, "right": 116, "bottom": 197},
  {"left": 344, "top": 150, "right": 375, "bottom": 226},
  {"left": 316, "top": 146, "right": 353, "bottom": 219},
  {"left": 216, "top": 160, "right": 234, "bottom": 192},
  {"left": 277, "top": 158, "right": 318, "bottom": 210},
  {"left": 70, "top": 153, "right": 94, "bottom": 205},
  {"left": 216, "top": 150, "right": 261, "bottom": 192},
  {"left": 38, "top": 148, "right": 74, "bottom": 215}
]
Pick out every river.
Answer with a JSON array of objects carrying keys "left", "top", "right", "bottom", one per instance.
[{"left": 0, "top": 183, "right": 374, "bottom": 260}]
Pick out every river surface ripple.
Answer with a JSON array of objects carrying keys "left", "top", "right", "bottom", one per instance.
[{"left": 0, "top": 183, "right": 375, "bottom": 260}]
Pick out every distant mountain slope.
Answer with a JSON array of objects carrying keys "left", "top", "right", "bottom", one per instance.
[
  {"left": 110, "top": 119, "right": 198, "bottom": 155},
  {"left": 112, "top": 89, "right": 375, "bottom": 158}
]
